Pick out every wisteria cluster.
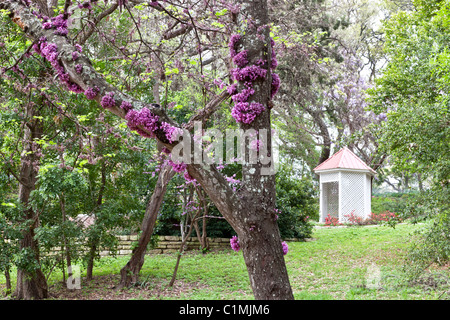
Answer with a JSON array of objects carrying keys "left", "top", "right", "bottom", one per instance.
[
  {"left": 85, "top": 86, "right": 99, "bottom": 100},
  {"left": 100, "top": 92, "right": 116, "bottom": 109},
  {"left": 231, "top": 102, "right": 265, "bottom": 124},
  {"left": 271, "top": 73, "right": 280, "bottom": 99},
  {"left": 75, "top": 64, "right": 83, "bottom": 74},
  {"left": 160, "top": 122, "right": 182, "bottom": 143},
  {"left": 167, "top": 159, "right": 187, "bottom": 173},
  {"left": 125, "top": 107, "right": 160, "bottom": 138},
  {"left": 120, "top": 100, "right": 133, "bottom": 113},
  {"left": 41, "top": 14, "right": 69, "bottom": 36},
  {"left": 227, "top": 34, "right": 280, "bottom": 124},
  {"left": 32, "top": 37, "right": 83, "bottom": 94}
]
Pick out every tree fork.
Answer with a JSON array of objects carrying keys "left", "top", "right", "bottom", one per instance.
[{"left": 3, "top": 0, "right": 295, "bottom": 299}]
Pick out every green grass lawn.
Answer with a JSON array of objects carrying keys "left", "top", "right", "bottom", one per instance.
[{"left": 1, "top": 222, "right": 449, "bottom": 300}]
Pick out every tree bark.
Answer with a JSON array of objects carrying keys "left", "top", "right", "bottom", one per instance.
[
  {"left": 118, "top": 162, "right": 175, "bottom": 288},
  {"left": 14, "top": 104, "right": 48, "bottom": 300},
  {"left": 4, "top": 268, "right": 11, "bottom": 296}
]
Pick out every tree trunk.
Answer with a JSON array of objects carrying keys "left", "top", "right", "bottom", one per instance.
[
  {"left": 14, "top": 104, "right": 48, "bottom": 300},
  {"left": 118, "top": 162, "right": 175, "bottom": 288},
  {"left": 60, "top": 195, "right": 72, "bottom": 282},
  {"left": 15, "top": 231, "right": 48, "bottom": 300},
  {"left": 169, "top": 207, "right": 200, "bottom": 287},
  {"left": 86, "top": 161, "right": 106, "bottom": 281},
  {"left": 195, "top": 187, "right": 209, "bottom": 251},
  {"left": 86, "top": 241, "right": 96, "bottom": 281},
  {"left": 239, "top": 222, "right": 292, "bottom": 299},
  {"left": 4, "top": 268, "right": 12, "bottom": 296}
]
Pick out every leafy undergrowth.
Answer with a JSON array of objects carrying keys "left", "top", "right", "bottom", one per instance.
[{"left": 1, "top": 223, "right": 449, "bottom": 300}]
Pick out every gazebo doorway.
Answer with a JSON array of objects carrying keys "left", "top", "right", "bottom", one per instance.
[{"left": 323, "top": 181, "right": 339, "bottom": 220}]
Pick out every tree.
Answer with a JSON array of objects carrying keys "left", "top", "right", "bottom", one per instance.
[
  {"left": 367, "top": 0, "right": 449, "bottom": 278},
  {"left": 271, "top": 0, "right": 389, "bottom": 173},
  {"left": 1, "top": 0, "right": 294, "bottom": 299}
]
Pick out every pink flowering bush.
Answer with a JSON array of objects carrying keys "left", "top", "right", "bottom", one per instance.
[
  {"left": 367, "top": 211, "right": 401, "bottom": 224},
  {"left": 343, "top": 210, "right": 401, "bottom": 226},
  {"left": 324, "top": 214, "right": 341, "bottom": 226}
]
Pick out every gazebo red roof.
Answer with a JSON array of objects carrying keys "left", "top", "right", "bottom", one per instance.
[{"left": 313, "top": 147, "right": 376, "bottom": 175}]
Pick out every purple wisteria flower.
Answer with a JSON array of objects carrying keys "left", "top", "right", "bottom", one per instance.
[
  {"left": 42, "top": 21, "right": 53, "bottom": 29},
  {"left": 160, "top": 122, "right": 182, "bottom": 143},
  {"left": 120, "top": 100, "right": 133, "bottom": 113},
  {"left": 231, "top": 86, "right": 255, "bottom": 103},
  {"left": 271, "top": 73, "right": 280, "bottom": 98},
  {"left": 72, "top": 51, "right": 79, "bottom": 61},
  {"left": 85, "top": 86, "right": 99, "bottom": 100},
  {"left": 67, "top": 82, "right": 84, "bottom": 93},
  {"left": 55, "top": 27, "right": 68, "bottom": 36},
  {"left": 101, "top": 92, "right": 116, "bottom": 108},
  {"left": 377, "top": 113, "right": 387, "bottom": 121},
  {"left": 75, "top": 64, "right": 83, "bottom": 74},
  {"left": 281, "top": 241, "right": 288, "bottom": 255},
  {"left": 227, "top": 83, "right": 237, "bottom": 95},
  {"left": 228, "top": 34, "right": 241, "bottom": 58},
  {"left": 168, "top": 159, "right": 187, "bottom": 173},
  {"left": 125, "top": 107, "right": 159, "bottom": 138},
  {"left": 230, "top": 236, "right": 240, "bottom": 252},
  {"left": 232, "top": 50, "right": 248, "bottom": 68},
  {"left": 33, "top": 38, "right": 83, "bottom": 93},
  {"left": 231, "top": 102, "right": 265, "bottom": 124},
  {"left": 231, "top": 65, "right": 267, "bottom": 82}
]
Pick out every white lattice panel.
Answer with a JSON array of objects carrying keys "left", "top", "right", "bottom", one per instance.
[{"left": 340, "top": 172, "right": 366, "bottom": 222}]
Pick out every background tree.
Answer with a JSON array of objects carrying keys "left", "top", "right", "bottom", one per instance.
[{"left": 368, "top": 0, "right": 449, "bottom": 279}]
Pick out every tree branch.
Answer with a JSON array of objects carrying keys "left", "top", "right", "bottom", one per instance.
[{"left": 2, "top": 0, "right": 238, "bottom": 220}]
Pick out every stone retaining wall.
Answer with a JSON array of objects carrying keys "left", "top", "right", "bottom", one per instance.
[
  {"left": 102, "top": 235, "right": 232, "bottom": 256},
  {"left": 48, "top": 235, "right": 302, "bottom": 257}
]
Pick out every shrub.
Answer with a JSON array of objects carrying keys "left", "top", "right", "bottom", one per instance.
[
  {"left": 345, "top": 211, "right": 367, "bottom": 226},
  {"left": 275, "top": 164, "right": 318, "bottom": 239},
  {"left": 342, "top": 211, "right": 401, "bottom": 226},
  {"left": 371, "top": 192, "right": 417, "bottom": 215},
  {"left": 324, "top": 214, "right": 340, "bottom": 226}
]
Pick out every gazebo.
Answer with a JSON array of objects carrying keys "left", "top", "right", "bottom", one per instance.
[{"left": 313, "top": 147, "right": 376, "bottom": 223}]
